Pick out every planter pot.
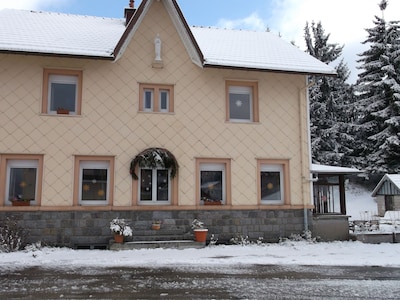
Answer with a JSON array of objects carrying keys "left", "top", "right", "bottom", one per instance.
[
  {"left": 114, "top": 234, "right": 124, "bottom": 243},
  {"left": 204, "top": 201, "right": 222, "bottom": 205},
  {"left": 11, "top": 201, "right": 30, "bottom": 206},
  {"left": 57, "top": 108, "right": 69, "bottom": 114},
  {"left": 151, "top": 224, "right": 161, "bottom": 230},
  {"left": 194, "top": 229, "right": 208, "bottom": 242}
]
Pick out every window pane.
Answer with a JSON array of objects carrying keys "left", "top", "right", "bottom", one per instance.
[
  {"left": 81, "top": 168, "right": 107, "bottom": 201},
  {"left": 157, "top": 169, "right": 169, "bottom": 201},
  {"left": 201, "top": 171, "right": 222, "bottom": 201},
  {"left": 159, "top": 90, "right": 169, "bottom": 111},
  {"left": 50, "top": 82, "right": 76, "bottom": 112},
  {"left": 140, "top": 169, "right": 153, "bottom": 201},
  {"left": 261, "top": 171, "right": 281, "bottom": 201},
  {"left": 8, "top": 168, "right": 36, "bottom": 201},
  {"left": 144, "top": 90, "right": 153, "bottom": 110}
]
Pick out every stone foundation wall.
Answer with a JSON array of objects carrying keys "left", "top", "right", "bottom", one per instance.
[{"left": 0, "top": 209, "right": 311, "bottom": 248}]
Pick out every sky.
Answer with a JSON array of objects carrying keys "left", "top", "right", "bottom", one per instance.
[{"left": 1, "top": 0, "right": 399, "bottom": 83}]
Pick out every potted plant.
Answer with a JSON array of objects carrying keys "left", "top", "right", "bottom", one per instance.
[
  {"left": 201, "top": 197, "right": 222, "bottom": 205},
  {"left": 56, "top": 107, "right": 69, "bottom": 114},
  {"left": 10, "top": 196, "right": 32, "bottom": 206},
  {"left": 110, "top": 218, "right": 132, "bottom": 243},
  {"left": 192, "top": 219, "right": 208, "bottom": 242},
  {"left": 151, "top": 220, "right": 162, "bottom": 230}
]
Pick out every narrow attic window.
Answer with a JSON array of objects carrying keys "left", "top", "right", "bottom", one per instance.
[
  {"left": 42, "top": 69, "right": 82, "bottom": 115},
  {"left": 139, "top": 83, "right": 174, "bottom": 113}
]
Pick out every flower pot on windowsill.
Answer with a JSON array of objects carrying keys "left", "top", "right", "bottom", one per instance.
[
  {"left": 56, "top": 108, "right": 69, "bottom": 114},
  {"left": 204, "top": 200, "right": 222, "bottom": 205},
  {"left": 11, "top": 200, "right": 31, "bottom": 206},
  {"left": 193, "top": 229, "right": 208, "bottom": 242}
]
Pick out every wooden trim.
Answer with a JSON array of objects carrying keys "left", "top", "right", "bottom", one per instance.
[
  {"left": 257, "top": 159, "right": 291, "bottom": 206},
  {"left": 42, "top": 69, "right": 83, "bottom": 115},
  {"left": 0, "top": 154, "right": 44, "bottom": 207},
  {"left": 195, "top": 158, "right": 232, "bottom": 206},
  {"left": 73, "top": 155, "right": 115, "bottom": 207},
  {"left": 138, "top": 83, "right": 174, "bottom": 113},
  {"left": 225, "top": 80, "right": 259, "bottom": 122}
]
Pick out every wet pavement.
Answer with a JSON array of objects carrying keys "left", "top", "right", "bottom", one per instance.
[{"left": 1, "top": 264, "right": 400, "bottom": 299}]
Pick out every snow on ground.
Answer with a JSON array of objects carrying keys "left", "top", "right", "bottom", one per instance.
[
  {"left": 346, "top": 181, "right": 378, "bottom": 220},
  {"left": 1, "top": 181, "right": 400, "bottom": 272},
  {"left": 0, "top": 241, "right": 399, "bottom": 272}
]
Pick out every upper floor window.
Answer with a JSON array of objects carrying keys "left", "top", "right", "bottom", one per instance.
[
  {"left": 257, "top": 159, "right": 289, "bottom": 205},
  {"left": 42, "top": 69, "right": 82, "bottom": 115},
  {"left": 139, "top": 83, "right": 174, "bottom": 113},
  {"left": 74, "top": 156, "right": 114, "bottom": 206},
  {"left": 0, "top": 154, "right": 43, "bottom": 206},
  {"left": 226, "top": 80, "right": 259, "bottom": 122}
]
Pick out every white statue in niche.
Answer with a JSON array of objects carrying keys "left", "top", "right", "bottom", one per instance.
[{"left": 154, "top": 34, "right": 162, "bottom": 61}]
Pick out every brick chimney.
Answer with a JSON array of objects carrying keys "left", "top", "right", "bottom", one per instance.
[{"left": 124, "top": 0, "right": 135, "bottom": 26}]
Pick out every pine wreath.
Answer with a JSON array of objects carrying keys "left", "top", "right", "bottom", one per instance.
[{"left": 130, "top": 148, "right": 179, "bottom": 180}]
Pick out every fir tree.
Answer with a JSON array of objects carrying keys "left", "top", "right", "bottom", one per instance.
[
  {"left": 355, "top": 1, "right": 400, "bottom": 173},
  {"left": 305, "top": 21, "right": 356, "bottom": 166}
]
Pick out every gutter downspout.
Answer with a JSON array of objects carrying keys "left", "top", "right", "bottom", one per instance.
[{"left": 299, "top": 76, "right": 315, "bottom": 232}]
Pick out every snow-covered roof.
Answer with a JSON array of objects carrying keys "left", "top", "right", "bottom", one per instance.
[
  {"left": 0, "top": 1, "right": 336, "bottom": 75},
  {"left": 0, "top": 9, "right": 125, "bottom": 58},
  {"left": 311, "top": 164, "right": 361, "bottom": 174},
  {"left": 191, "top": 27, "right": 335, "bottom": 75},
  {"left": 371, "top": 174, "right": 400, "bottom": 197}
]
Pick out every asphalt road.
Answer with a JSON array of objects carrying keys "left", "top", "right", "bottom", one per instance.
[{"left": 1, "top": 264, "right": 400, "bottom": 299}]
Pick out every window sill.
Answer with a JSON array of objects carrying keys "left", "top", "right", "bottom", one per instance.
[{"left": 226, "top": 120, "right": 260, "bottom": 125}]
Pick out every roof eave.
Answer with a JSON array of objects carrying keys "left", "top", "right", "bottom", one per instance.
[
  {"left": 0, "top": 49, "right": 115, "bottom": 61},
  {"left": 203, "top": 63, "right": 337, "bottom": 76}
]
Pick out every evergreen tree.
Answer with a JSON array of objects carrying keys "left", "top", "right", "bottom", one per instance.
[
  {"left": 305, "top": 21, "right": 356, "bottom": 166},
  {"left": 355, "top": 1, "right": 400, "bottom": 173}
]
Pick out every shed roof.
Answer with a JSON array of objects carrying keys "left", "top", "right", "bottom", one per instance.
[
  {"left": 0, "top": 0, "right": 336, "bottom": 75},
  {"left": 311, "top": 164, "right": 361, "bottom": 175},
  {"left": 371, "top": 174, "right": 400, "bottom": 197}
]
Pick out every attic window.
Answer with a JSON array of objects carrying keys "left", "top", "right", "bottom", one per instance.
[
  {"left": 139, "top": 83, "right": 174, "bottom": 113},
  {"left": 42, "top": 69, "right": 82, "bottom": 115}
]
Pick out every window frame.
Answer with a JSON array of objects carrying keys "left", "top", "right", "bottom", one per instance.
[
  {"left": 195, "top": 158, "right": 231, "bottom": 206},
  {"left": 139, "top": 83, "right": 174, "bottom": 113},
  {"left": 226, "top": 80, "right": 259, "bottom": 123},
  {"left": 42, "top": 69, "right": 83, "bottom": 115},
  {"left": 73, "top": 156, "right": 114, "bottom": 206},
  {"left": 0, "top": 154, "right": 43, "bottom": 207},
  {"left": 257, "top": 159, "right": 290, "bottom": 205},
  {"left": 138, "top": 167, "right": 171, "bottom": 205}
]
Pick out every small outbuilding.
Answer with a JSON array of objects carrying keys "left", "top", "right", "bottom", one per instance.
[{"left": 371, "top": 174, "right": 400, "bottom": 217}]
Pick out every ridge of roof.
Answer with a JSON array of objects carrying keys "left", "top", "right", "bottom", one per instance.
[{"left": 371, "top": 174, "right": 400, "bottom": 196}]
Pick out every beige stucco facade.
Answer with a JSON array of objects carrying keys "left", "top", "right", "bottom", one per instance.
[{"left": 0, "top": 1, "right": 312, "bottom": 211}]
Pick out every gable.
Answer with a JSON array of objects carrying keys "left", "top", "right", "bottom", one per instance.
[{"left": 372, "top": 174, "right": 400, "bottom": 196}]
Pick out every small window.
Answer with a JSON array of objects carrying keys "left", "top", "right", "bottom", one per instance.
[
  {"left": 258, "top": 160, "right": 289, "bottom": 205},
  {"left": 139, "top": 83, "right": 174, "bottom": 113},
  {"left": 74, "top": 156, "right": 114, "bottom": 206},
  {"left": 0, "top": 155, "right": 43, "bottom": 207},
  {"left": 226, "top": 80, "right": 258, "bottom": 122},
  {"left": 196, "top": 158, "right": 231, "bottom": 206},
  {"left": 42, "top": 69, "right": 82, "bottom": 115},
  {"left": 139, "top": 168, "right": 171, "bottom": 204}
]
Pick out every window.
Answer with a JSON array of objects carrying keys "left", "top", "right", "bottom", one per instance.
[
  {"left": 258, "top": 160, "right": 289, "bottom": 205},
  {"left": 139, "top": 83, "right": 174, "bottom": 113},
  {"left": 42, "top": 69, "right": 82, "bottom": 115},
  {"left": 139, "top": 168, "right": 170, "bottom": 204},
  {"left": 226, "top": 80, "right": 259, "bottom": 122},
  {"left": 196, "top": 158, "right": 231, "bottom": 205},
  {"left": 74, "top": 156, "right": 114, "bottom": 206},
  {"left": 0, "top": 155, "right": 43, "bottom": 206}
]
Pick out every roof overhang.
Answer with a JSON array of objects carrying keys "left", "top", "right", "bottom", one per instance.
[{"left": 311, "top": 164, "right": 362, "bottom": 175}]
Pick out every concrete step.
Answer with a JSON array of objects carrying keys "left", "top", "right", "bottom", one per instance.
[{"left": 109, "top": 239, "right": 206, "bottom": 250}]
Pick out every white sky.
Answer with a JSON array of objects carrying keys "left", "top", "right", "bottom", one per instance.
[{"left": 1, "top": 0, "right": 399, "bottom": 82}]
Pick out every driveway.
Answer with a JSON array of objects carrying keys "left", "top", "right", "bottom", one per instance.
[{"left": 1, "top": 265, "right": 400, "bottom": 299}]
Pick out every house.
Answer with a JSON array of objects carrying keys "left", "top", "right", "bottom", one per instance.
[
  {"left": 0, "top": 0, "right": 336, "bottom": 247},
  {"left": 372, "top": 174, "right": 400, "bottom": 216}
]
